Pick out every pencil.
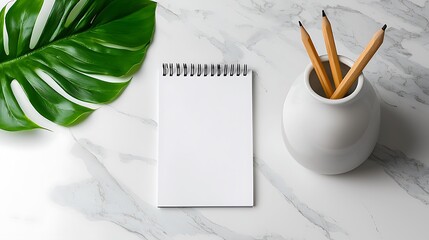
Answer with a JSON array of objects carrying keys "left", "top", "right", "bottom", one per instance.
[
  {"left": 322, "top": 10, "right": 342, "bottom": 88},
  {"left": 299, "top": 21, "right": 334, "bottom": 98},
  {"left": 331, "top": 24, "right": 386, "bottom": 99}
]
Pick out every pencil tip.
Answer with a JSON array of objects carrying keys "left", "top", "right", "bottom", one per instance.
[
  {"left": 382, "top": 24, "right": 387, "bottom": 31},
  {"left": 299, "top": 21, "right": 302, "bottom": 26},
  {"left": 322, "top": 10, "right": 326, "bottom": 17}
]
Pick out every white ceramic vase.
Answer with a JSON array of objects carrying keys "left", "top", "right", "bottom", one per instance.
[{"left": 282, "top": 55, "right": 380, "bottom": 174}]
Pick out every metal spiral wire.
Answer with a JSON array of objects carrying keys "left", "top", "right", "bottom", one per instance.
[{"left": 162, "top": 63, "right": 249, "bottom": 77}]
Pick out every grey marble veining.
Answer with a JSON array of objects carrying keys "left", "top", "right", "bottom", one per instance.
[
  {"left": 119, "top": 153, "right": 157, "bottom": 165},
  {"left": 106, "top": 106, "right": 158, "bottom": 128},
  {"left": 53, "top": 138, "right": 290, "bottom": 240},
  {"left": 159, "top": 0, "right": 429, "bottom": 108},
  {"left": 255, "top": 158, "right": 347, "bottom": 240},
  {"left": 55, "top": 138, "right": 429, "bottom": 240},
  {"left": 2, "top": 0, "right": 429, "bottom": 239},
  {"left": 370, "top": 144, "right": 429, "bottom": 205}
]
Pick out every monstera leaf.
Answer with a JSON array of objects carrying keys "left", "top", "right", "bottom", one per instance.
[{"left": 0, "top": 0, "right": 156, "bottom": 131}]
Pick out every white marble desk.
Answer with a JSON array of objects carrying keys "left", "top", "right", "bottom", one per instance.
[{"left": 1, "top": 0, "right": 429, "bottom": 239}]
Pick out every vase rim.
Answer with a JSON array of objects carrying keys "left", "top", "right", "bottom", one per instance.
[{"left": 304, "top": 54, "right": 364, "bottom": 105}]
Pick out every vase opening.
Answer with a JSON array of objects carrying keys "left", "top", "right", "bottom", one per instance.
[{"left": 305, "top": 55, "right": 363, "bottom": 104}]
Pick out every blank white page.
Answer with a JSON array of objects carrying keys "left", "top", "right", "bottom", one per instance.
[{"left": 157, "top": 69, "right": 253, "bottom": 207}]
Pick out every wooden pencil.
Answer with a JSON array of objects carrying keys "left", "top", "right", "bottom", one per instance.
[
  {"left": 322, "top": 10, "right": 342, "bottom": 88},
  {"left": 299, "top": 21, "right": 334, "bottom": 98},
  {"left": 331, "top": 24, "right": 386, "bottom": 99}
]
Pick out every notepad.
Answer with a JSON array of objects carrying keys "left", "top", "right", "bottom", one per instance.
[{"left": 157, "top": 63, "right": 253, "bottom": 207}]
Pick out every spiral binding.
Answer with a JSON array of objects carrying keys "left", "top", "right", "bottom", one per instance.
[{"left": 162, "top": 63, "right": 249, "bottom": 77}]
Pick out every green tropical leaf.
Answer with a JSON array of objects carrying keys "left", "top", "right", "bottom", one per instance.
[{"left": 0, "top": 0, "right": 156, "bottom": 131}]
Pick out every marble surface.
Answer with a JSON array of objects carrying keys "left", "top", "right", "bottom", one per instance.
[{"left": 1, "top": 0, "right": 429, "bottom": 239}]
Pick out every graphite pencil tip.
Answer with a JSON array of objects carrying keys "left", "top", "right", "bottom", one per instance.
[
  {"left": 322, "top": 10, "right": 326, "bottom": 17},
  {"left": 382, "top": 24, "right": 387, "bottom": 31},
  {"left": 299, "top": 21, "right": 302, "bottom": 27}
]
